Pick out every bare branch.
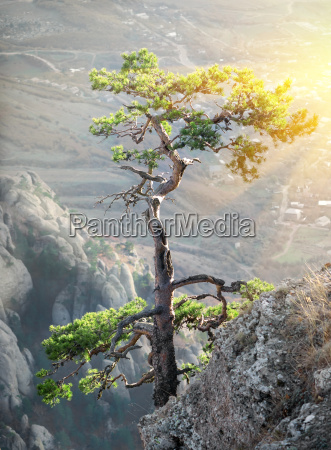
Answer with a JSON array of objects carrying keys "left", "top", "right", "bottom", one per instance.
[
  {"left": 111, "top": 344, "right": 142, "bottom": 359},
  {"left": 107, "top": 306, "right": 164, "bottom": 358},
  {"left": 172, "top": 274, "right": 245, "bottom": 292},
  {"left": 135, "top": 117, "right": 151, "bottom": 144},
  {"left": 95, "top": 181, "right": 148, "bottom": 213},
  {"left": 115, "top": 369, "right": 155, "bottom": 389},
  {"left": 177, "top": 367, "right": 195, "bottom": 375},
  {"left": 174, "top": 293, "right": 219, "bottom": 310},
  {"left": 197, "top": 286, "right": 228, "bottom": 332},
  {"left": 120, "top": 165, "right": 166, "bottom": 182},
  {"left": 133, "top": 322, "right": 153, "bottom": 339},
  {"left": 172, "top": 274, "right": 225, "bottom": 290}
]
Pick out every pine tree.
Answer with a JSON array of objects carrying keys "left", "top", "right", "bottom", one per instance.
[{"left": 37, "top": 49, "right": 317, "bottom": 408}]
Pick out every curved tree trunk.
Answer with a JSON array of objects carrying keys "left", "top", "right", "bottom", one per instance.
[{"left": 147, "top": 118, "right": 189, "bottom": 407}]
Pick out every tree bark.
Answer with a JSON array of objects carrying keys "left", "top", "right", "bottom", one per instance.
[
  {"left": 148, "top": 197, "right": 178, "bottom": 407},
  {"left": 146, "top": 117, "right": 202, "bottom": 407}
]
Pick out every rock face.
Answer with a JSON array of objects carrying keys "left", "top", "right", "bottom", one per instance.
[
  {"left": 139, "top": 274, "right": 331, "bottom": 450},
  {"left": 0, "top": 242, "right": 32, "bottom": 312},
  {"left": 0, "top": 426, "right": 27, "bottom": 450},
  {"left": 0, "top": 170, "right": 156, "bottom": 450},
  {"left": 0, "top": 319, "right": 33, "bottom": 416},
  {"left": 120, "top": 262, "right": 137, "bottom": 300},
  {"left": 29, "top": 424, "right": 55, "bottom": 450}
]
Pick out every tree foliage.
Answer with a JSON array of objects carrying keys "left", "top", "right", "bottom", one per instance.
[
  {"left": 36, "top": 279, "right": 274, "bottom": 406},
  {"left": 89, "top": 48, "right": 317, "bottom": 182}
]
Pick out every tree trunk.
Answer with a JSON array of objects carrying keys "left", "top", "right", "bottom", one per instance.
[
  {"left": 152, "top": 284, "right": 178, "bottom": 407},
  {"left": 149, "top": 199, "right": 178, "bottom": 407}
]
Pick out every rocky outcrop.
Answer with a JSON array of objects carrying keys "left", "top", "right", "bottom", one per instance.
[
  {"left": 0, "top": 243, "right": 32, "bottom": 311},
  {"left": 120, "top": 262, "right": 137, "bottom": 300},
  {"left": 139, "top": 273, "right": 331, "bottom": 450},
  {"left": 0, "top": 319, "right": 33, "bottom": 416},
  {"left": 0, "top": 170, "right": 157, "bottom": 449},
  {"left": 29, "top": 424, "right": 55, "bottom": 450},
  {"left": 0, "top": 425, "right": 27, "bottom": 450}
]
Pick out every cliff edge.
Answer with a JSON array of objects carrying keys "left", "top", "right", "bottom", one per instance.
[{"left": 139, "top": 269, "right": 331, "bottom": 449}]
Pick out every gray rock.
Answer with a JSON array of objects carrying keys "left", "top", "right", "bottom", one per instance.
[
  {"left": 24, "top": 213, "right": 59, "bottom": 235},
  {"left": 96, "top": 304, "right": 107, "bottom": 312},
  {"left": 72, "top": 286, "right": 88, "bottom": 320},
  {"left": 101, "top": 282, "right": 121, "bottom": 309},
  {"left": 29, "top": 424, "right": 55, "bottom": 450},
  {"left": 120, "top": 263, "right": 137, "bottom": 300},
  {"left": 93, "top": 271, "right": 107, "bottom": 292},
  {"left": 3, "top": 211, "right": 13, "bottom": 227},
  {"left": 0, "top": 175, "right": 15, "bottom": 200},
  {"left": 314, "top": 367, "right": 331, "bottom": 394},
  {"left": 21, "top": 413, "right": 29, "bottom": 435},
  {"left": 0, "top": 296, "right": 7, "bottom": 322},
  {"left": 0, "top": 245, "right": 33, "bottom": 311},
  {"left": 52, "top": 302, "right": 71, "bottom": 326},
  {"left": 98, "top": 258, "right": 106, "bottom": 272},
  {"left": 76, "top": 262, "right": 91, "bottom": 285},
  {"left": 0, "top": 426, "right": 27, "bottom": 450},
  {"left": 139, "top": 277, "right": 331, "bottom": 450},
  {"left": 101, "top": 275, "right": 127, "bottom": 309},
  {"left": 0, "top": 319, "right": 33, "bottom": 416},
  {"left": 39, "top": 195, "right": 64, "bottom": 218},
  {"left": 0, "top": 222, "right": 15, "bottom": 252},
  {"left": 108, "top": 264, "right": 120, "bottom": 278}
]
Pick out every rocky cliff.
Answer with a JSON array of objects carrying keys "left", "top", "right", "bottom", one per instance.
[
  {"left": 139, "top": 269, "right": 331, "bottom": 449},
  {"left": 0, "top": 170, "right": 156, "bottom": 449}
]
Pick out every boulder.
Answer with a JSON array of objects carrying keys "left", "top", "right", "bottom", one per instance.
[
  {"left": 96, "top": 304, "right": 107, "bottom": 312},
  {"left": 101, "top": 282, "right": 122, "bottom": 309},
  {"left": 24, "top": 213, "right": 59, "bottom": 235},
  {"left": 72, "top": 286, "right": 88, "bottom": 320},
  {"left": 52, "top": 302, "right": 71, "bottom": 326},
  {"left": 101, "top": 275, "right": 127, "bottom": 309},
  {"left": 139, "top": 278, "right": 331, "bottom": 450},
  {"left": 4, "top": 188, "right": 19, "bottom": 206},
  {"left": 93, "top": 272, "right": 107, "bottom": 292},
  {"left": 29, "top": 425, "right": 55, "bottom": 450},
  {"left": 0, "top": 221, "right": 15, "bottom": 252},
  {"left": 98, "top": 258, "right": 106, "bottom": 272},
  {"left": 39, "top": 195, "right": 64, "bottom": 218},
  {"left": 0, "top": 175, "right": 16, "bottom": 200},
  {"left": 0, "top": 296, "right": 7, "bottom": 322},
  {"left": 22, "top": 348, "right": 34, "bottom": 372},
  {"left": 314, "top": 367, "right": 331, "bottom": 394},
  {"left": 108, "top": 274, "right": 127, "bottom": 302},
  {"left": 21, "top": 414, "right": 29, "bottom": 436},
  {"left": 76, "top": 262, "right": 91, "bottom": 285},
  {"left": 120, "top": 263, "right": 137, "bottom": 300},
  {"left": 0, "top": 319, "right": 33, "bottom": 416},
  {"left": 0, "top": 245, "right": 32, "bottom": 311},
  {"left": 0, "top": 426, "right": 27, "bottom": 450}
]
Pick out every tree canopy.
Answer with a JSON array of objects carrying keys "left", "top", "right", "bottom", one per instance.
[{"left": 89, "top": 48, "right": 317, "bottom": 184}]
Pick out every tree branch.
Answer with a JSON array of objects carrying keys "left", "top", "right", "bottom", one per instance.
[
  {"left": 174, "top": 293, "right": 219, "bottom": 310},
  {"left": 197, "top": 286, "right": 227, "bottom": 332},
  {"left": 112, "top": 369, "right": 155, "bottom": 389},
  {"left": 120, "top": 165, "right": 166, "bottom": 182},
  {"left": 172, "top": 274, "right": 225, "bottom": 290},
  {"left": 172, "top": 274, "right": 244, "bottom": 292},
  {"left": 107, "top": 306, "right": 164, "bottom": 357}
]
